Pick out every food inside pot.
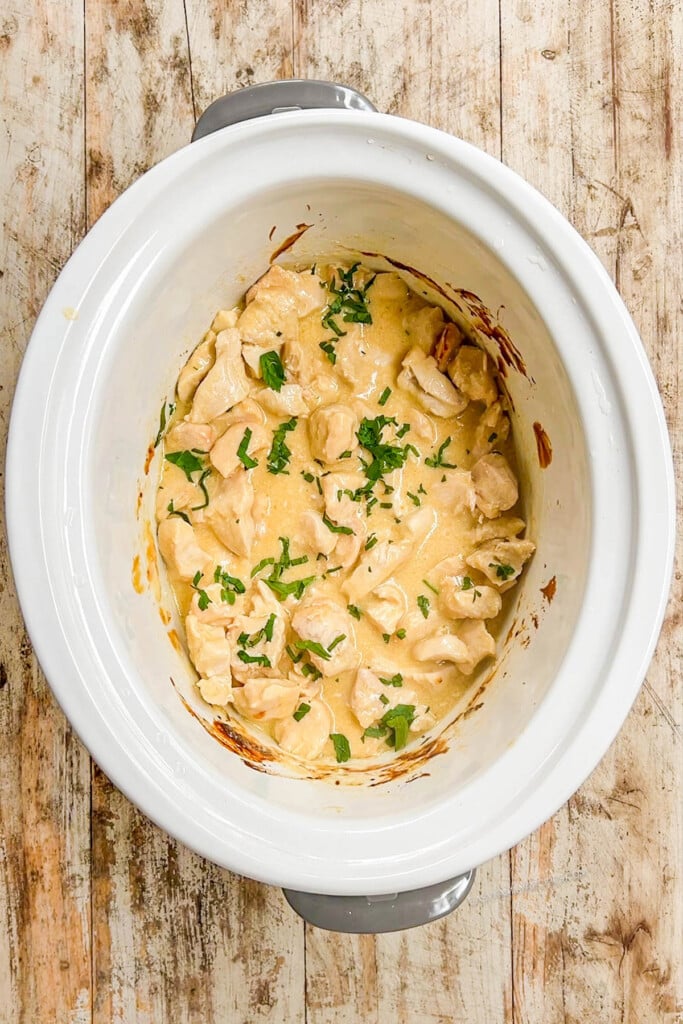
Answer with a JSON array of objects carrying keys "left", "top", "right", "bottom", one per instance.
[{"left": 155, "top": 263, "right": 535, "bottom": 765}]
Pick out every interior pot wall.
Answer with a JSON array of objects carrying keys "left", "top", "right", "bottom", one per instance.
[{"left": 85, "top": 177, "right": 590, "bottom": 814}]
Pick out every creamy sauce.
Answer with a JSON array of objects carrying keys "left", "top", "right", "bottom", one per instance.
[{"left": 154, "top": 264, "right": 535, "bottom": 766}]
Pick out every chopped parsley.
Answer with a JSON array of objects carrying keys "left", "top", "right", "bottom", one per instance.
[
  {"left": 236, "top": 427, "right": 258, "bottom": 469},
  {"left": 213, "top": 566, "right": 246, "bottom": 604},
  {"left": 154, "top": 400, "right": 175, "bottom": 447},
  {"left": 406, "top": 491, "right": 421, "bottom": 506},
  {"left": 301, "top": 470, "right": 315, "bottom": 483},
  {"left": 425, "top": 436, "right": 457, "bottom": 469},
  {"left": 348, "top": 604, "right": 362, "bottom": 620},
  {"left": 378, "top": 386, "right": 391, "bottom": 406},
  {"left": 327, "top": 634, "right": 346, "bottom": 652},
  {"left": 293, "top": 703, "right": 311, "bottom": 721},
  {"left": 417, "top": 594, "right": 430, "bottom": 618},
  {"left": 356, "top": 415, "right": 415, "bottom": 487},
  {"left": 191, "top": 571, "right": 211, "bottom": 611},
  {"left": 365, "top": 533, "right": 378, "bottom": 551},
  {"left": 322, "top": 512, "right": 354, "bottom": 535},
  {"left": 321, "top": 263, "right": 375, "bottom": 338},
  {"left": 422, "top": 578, "right": 439, "bottom": 595},
  {"left": 461, "top": 576, "right": 482, "bottom": 599},
  {"left": 395, "top": 628, "right": 407, "bottom": 639},
  {"left": 379, "top": 673, "right": 403, "bottom": 687},
  {"left": 237, "top": 650, "right": 271, "bottom": 667},
  {"left": 293, "top": 639, "right": 331, "bottom": 661},
  {"left": 267, "top": 417, "right": 297, "bottom": 475},
  {"left": 266, "top": 576, "right": 315, "bottom": 601},
  {"left": 379, "top": 693, "right": 390, "bottom": 705},
  {"left": 330, "top": 732, "right": 351, "bottom": 763},
  {"left": 165, "top": 449, "right": 204, "bottom": 481},
  {"left": 319, "top": 339, "right": 337, "bottom": 364},
  {"left": 491, "top": 561, "right": 515, "bottom": 580},
  {"left": 166, "top": 500, "right": 190, "bottom": 524},
  {"left": 259, "top": 350, "right": 286, "bottom": 392},
  {"left": 362, "top": 704, "right": 416, "bottom": 751},
  {"left": 191, "top": 468, "right": 211, "bottom": 510},
  {"left": 301, "top": 662, "right": 322, "bottom": 681}
]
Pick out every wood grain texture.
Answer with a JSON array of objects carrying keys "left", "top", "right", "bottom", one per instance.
[{"left": 0, "top": 0, "right": 681, "bottom": 1021}]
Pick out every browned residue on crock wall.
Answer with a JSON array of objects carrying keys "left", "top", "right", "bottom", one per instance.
[
  {"left": 167, "top": 629, "right": 182, "bottom": 653},
  {"left": 270, "top": 222, "right": 312, "bottom": 262},
  {"left": 132, "top": 555, "right": 144, "bottom": 594},
  {"left": 268, "top": 224, "right": 277, "bottom": 241},
  {"left": 159, "top": 607, "right": 171, "bottom": 626},
  {"left": 533, "top": 421, "right": 553, "bottom": 467},
  {"left": 135, "top": 489, "right": 143, "bottom": 517},
  {"left": 143, "top": 520, "right": 161, "bottom": 600},
  {"left": 541, "top": 576, "right": 557, "bottom": 603},
  {"left": 143, "top": 442, "right": 155, "bottom": 475},
  {"left": 173, "top": 683, "right": 274, "bottom": 773}
]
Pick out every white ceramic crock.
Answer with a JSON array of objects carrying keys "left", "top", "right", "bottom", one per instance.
[{"left": 6, "top": 81, "right": 675, "bottom": 932}]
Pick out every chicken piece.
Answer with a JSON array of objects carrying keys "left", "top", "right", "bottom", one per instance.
[
  {"left": 448, "top": 345, "right": 498, "bottom": 406},
  {"left": 274, "top": 698, "right": 333, "bottom": 760},
  {"left": 440, "top": 578, "right": 503, "bottom": 620},
  {"left": 466, "top": 538, "right": 536, "bottom": 586},
  {"left": 370, "top": 272, "right": 409, "bottom": 302},
  {"left": 342, "top": 506, "right": 435, "bottom": 602},
  {"left": 205, "top": 471, "right": 255, "bottom": 557},
  {"left": 431, "top": 322, "right": 464, "bottom": 371},
  {"left": 471, "top": 453, "right": 518, "bottom": 518},
  {"left": 471, "top": 400, "right": 511, "bottom": 459},
  {"left": 177, "top": 331, "right": 216, "bottom": 404},
  {"left": 189, "top": 582, "right": 243, "bottom": 626},
  {"left": 413, "top": 621, "right": 496, "bottom": 675},
  {"left": 196, "top": 675, "right": 233, "bottom": 707},
  {"left": 155, "top": 462, "right": 202, "bottom": 520},
  {"left": 364, "top": 581, "right": 407, "bottom": 635},
  {"left": 350, "top": 666, "right": 419, "bottom": 729},
  {"left": 258, "top": 383, "right": 308, "bottom": 417},
  {"left": 210, "top": 422, "right": 270, "bottom": 477},
  {"left": 397, "top": 346, "right": 469, "bottom": 417},
  {"left": 239, "top": 265, "right": 325, "bottom": 347},
  {"left": 211, "top": 398, "right": 266, "bottom": 438},
  {"left": 157, "top": 517, "right": 211, "bottom": 581},
  {"left": 295, "top": 510, "right": 337, "bottom": 558},
  {"left": 429, "top": 553, "right": 469, "bottom": 582},
  {"left": 404, "top": 305, "right": 445, "bottom": 353},
  {"left": 406, "top": 409, "right": 438, "bottom": 445},
  {"left": 320, "top": 472, "right": 367, "bottom": 568},
  {"left": 308, "top": 404, "right": 359, "bottom": 464},
  {"left": 291, "top": 599, "right": 359, "bottom": 677},
  {"left": 241, "top": 342, "right": 281, "bottom": 379},
  {"left": 211, "top": 308, "right": 239, "bottom": 333},
  {"left": 228, "top": 582, "right": 287, "bottom": 681},
  {"left": 165, "top": 421, "right": 217, "bottom": 454},
  {"left": 431, "top": 469, "right": 476, "bottom": 513},
  {"left": 303, "top": 373, "right": 340, "bottom": 408},
  {"left": 233, "top": 677, "right": 300, "bottom": 721},
  {"left": 336, "top": 327, "right": 392, "bottom": 390},
  {"left": 283, "top": 336, "right": 315, "bottom": 385},
  {"left": 471, "top": 516, "right": 526, "bottom": 545},
  {"left": 185, "top": 613, "right": 232, "bottom": 678},
  {"left": 189, "top": 328, "right": 250, "bottom": 423}
]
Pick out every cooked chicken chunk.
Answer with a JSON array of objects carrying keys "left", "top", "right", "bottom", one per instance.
[
  {"left": 431, "top": 469, "right": 476, "bottom": 513},
  {"left": 412, "top": 620, "right": 495, "bottom": 675},
  {"left": 471, "top": 453, "right": 519, "bottom": 518},
  {"left": 189, "top": 582, "right": 242, "bottom": 626},
  {"left": 342, "top": 507, "right": 435, "bottom": 602},
  {"left": 239, "top": 265, "right": 324, "bottom": 347},
  {"left": 165, "top": 421, "right": 217, "bottom": 454},
  {"left": 211, "top": 397, "right": 266, "bottom": 438},
  {"left": 196, "top": 675, "right": 233, "bottom": 707},
  {"left": 258, "top": 383, "right": 308, "bottom": 416},
  {"left": 233, "top": 677, "right": 300, "bottom": 721},
  {"left": 185, "top": 613, "right": 232, "bottom": 678},
  {"left": 274, "top": 699, "right": 333, "bottom": 760},
  {"left": 295, "top": 510, "right": 337, "bottom": 558},
  {"left": 205, "top": 471, "right": 255, "bottom": 557},
  {"left": 350, "top": 667, "right": 419, "bottom": 729},
  {"left": 404, "top": 305, "right": 445, "bottom": 353},
  {"left": 335, "top": 328, "right": 392, "bottom": 390},
  {"left": 448, "top": 346, "right": 498, "bottom": 406},
  {"left": 155, "top": 463, "right": 202, "bottom": 520},
  {"left": 471, "top": 400, "right": 511, "bottom": 459},
  {"left": 466, "top": 538, "right": 536, "bottom": 585},
  {"left": 440, "top": 578, "right": 503, "bottom": 620},
  {"left": 320, "top": 471, "right": 367, "bottom": 568},
  {"left": 228, "top": 585, "right": 287, "bottom": 681},
  {"left": 177, "top": 331, "right": 216, "bottom": 404},
  {"left": 398, "top": 346, "right": 468, "bottom": 417},
  {"left": 291, "top": 599, "right": 359, "bottom": 677},
  {"left": 211, "top": 308, "right": 240, "bottom": 333},
  {"left": 470, "top": 516, "right": 526, "bottom": 545},
  {"left": 189, "top": 328, "right": 250, "bottom": 423},
  {"left": 308, "top": 404, "right": 359, "bottom": 464},
  {"left": 210, "top": 422, "right": 270, "bottom": 477},
  {"left": 364, "top": 581, "right": 408, "bottom": 635},
  {"left": 157, "top": 518, "right": 211, "bottom": 581}
]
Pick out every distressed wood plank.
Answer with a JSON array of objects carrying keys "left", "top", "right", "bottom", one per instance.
[
  {"left": 502, "top": 0, "right": 683, "bottom": 1020},
  {"left": 294, "top": 2, "right": 511, "bottom": 1020},
  {"left": 185, "top": 0, "right": 293, "bottom": 121},
  {"left": 86, "top": 3, "right": 305, "bottom": 1021},
  {"left": 0, "top": 2, "right": 90, "bottom": 1023}
]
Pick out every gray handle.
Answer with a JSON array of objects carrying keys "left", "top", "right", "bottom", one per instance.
[
  {"left": 192, "top": 79, "right": 377, "bottom": 141},
  {"left": 283, "top": 869, "right": 476, "bottom": 933}
]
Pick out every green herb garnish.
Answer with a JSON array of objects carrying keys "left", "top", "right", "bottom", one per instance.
[
  {"left": 379, "top": 673, "right": 403, "bottom": 687},
  {"left": 237, "top": 427, "right": 258, "bottom": 469},
  {"left": 293, "top": 703, "right": 311, "bottom": 721},
  {"left": 417, "top": 594, "right": 430, "bottom": 618},
  {"left": 237, "top": 650, "right": 271, "bottom": 667},
  {"left": 330, "top": 733, "right": 351, "bottom": 763},
  {"left": 191, "top": 468, "right": 211, "bottom": 510},
  {"left": 302, "top": 662, "right": 322, "bottom": 681},
  {"left": 260, "top": 350, "right": 286, "bottom": 392},
  {"left": 322, "top": 512, "right": 354, "bottom": 536},
  {"left": 422, "top": 578, "right": 439, "bottom": 595},
  {"left": 395, "top": 628, "right": 407, "bottom": 640},
  {"left": 491, "top": 562, "right": 515, "bottom": 580},
  {"left": 167, "top": 500, "right": 190, "bottom": 524},
  {"left": 165, "top": 449, "right": 204, "bottom": 481},
  {"left": 267, "top": 417, "right": 297, "bottom": 475},
  {"left": 348, "top": 604, "right": 362, "bottom": 620},
  {"left": 406, "top": 491, "right": 421, "bottom": 506},
  {"left": 365, "top": 533, "right": 378, "bottom": 551},
  {"left": 191, "top": 571, "right": 212, "bottom": 611},
  {"left": 293, "top": 639, "right": 331, "bottom": 661},
  {"left": 378, "top": 387, "right": 391, "bottom": 406},
  {"left": 154, "top": 400, "right": 175, "bottom": 447},
  {"left": 425, "top": 436, "right": 457, "bottom": 469},
  {"left": 265, "top": 576, "right": 315, "bottom": 601},
  {"left": 327, "top": 634, "right": 346, "bottom": 652},
  {"left": 319, "top": 340, "right": 337, "bottom": 364}
]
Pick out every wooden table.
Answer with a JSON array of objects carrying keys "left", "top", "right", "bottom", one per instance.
[{"left": 1, "top": 1, "right": 681, "bottom": 1021}]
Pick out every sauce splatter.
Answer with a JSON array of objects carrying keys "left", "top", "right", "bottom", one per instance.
[
  {"left": 268, "top": 224, "right": 277, "bottom": 241},
  {"left": 159, "top": 607, "right": 171, "bottom": 625},
  {"left": 533, "top": 421, "right": 553, "bottom": 468},
  {"left": 167, "top": 629, "right": 182, "bottom": 652},
  {"left": 270, "top": 222, "right": 312, "bottom": 262},
  {"left": 143, "top": 443, "right": 155, "bottom": 475},
  {"left": 541, "top": 576, "right": 557, "bottom": 603},
  {"left": 135, "top": 489, "right": 143, "bottom": 517},
  {"left": 143, "top": 521, "right": 161, "bottom": 601},
  {"left": 131, "top": 555, "right": 144, "bottom": 594}
]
